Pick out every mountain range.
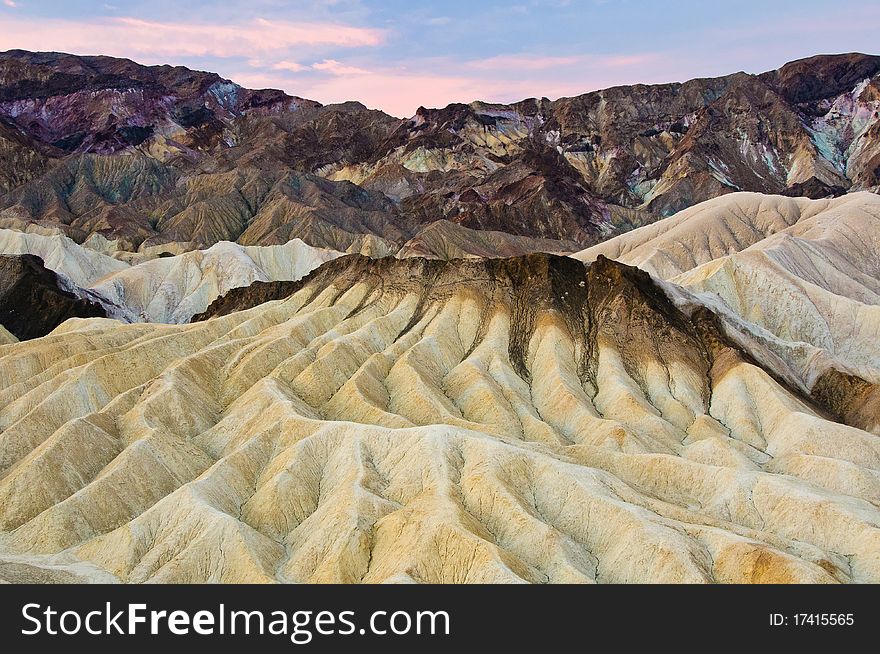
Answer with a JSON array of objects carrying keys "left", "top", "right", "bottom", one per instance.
[
  {"left": 0, "top": 50, "right": 878, "bottom": 584},
  {"left": 1, "top": 50, "right": 878, "bottom": 260}
]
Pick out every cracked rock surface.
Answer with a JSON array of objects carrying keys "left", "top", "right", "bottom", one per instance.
[{"left": 1, "top": 252, "right": 877, "bottom": 583}]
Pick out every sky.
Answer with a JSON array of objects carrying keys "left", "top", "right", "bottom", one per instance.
[{"left": 0, "top": 1, "right": 878, "bottom": 117}]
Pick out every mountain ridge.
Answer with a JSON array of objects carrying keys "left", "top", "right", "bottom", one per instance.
[
  {"left": 0, "top": 228, "right": 343, "bottom": 325},
  {"left": 575, "top": 191, "right": 880, "bottom": 433},
  {"left": 1, "top": 50, "right": 878, "bottom": 261},
  {"left": 2, "top": 250, "right": 879, "bottom": 583},
  {"left": 0, "top": 253, "right": 107, "bottom": 339}
]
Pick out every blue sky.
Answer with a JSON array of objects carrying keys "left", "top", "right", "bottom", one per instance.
[{"left": 1, "top": 1, "right": 878, "bottom": 116}]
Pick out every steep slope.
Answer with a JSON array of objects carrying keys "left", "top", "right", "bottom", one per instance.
[
  {"left": 327, "top": 54, "right": 880, "bottom": 217},
  {"left": 572, "top": 192, "right": 874, "bottom": 275},
  {"left": 0, "top": 228, "right": 130, "bottom": 284},
  {"left": 0, "top": 254, "right": 106, "bottom": 339},
  {"left": 0, "top": 158, "right": 405, "bottom": 255},
  {"left": 92, "top": 239, "right": 342, "bottom": 323},
  {"left": 0, "top": 118, "right": 51, "bottom": 194},
  {"left": 0, "top": 228, "right": 343, "bottom": 323},
  {"left": 574, "top": 192, "right": 880, "bottom": 430},
  {"left": 1, "top": 51, "right": 878, "bottom": 257},
  {"left": 1, "top": 255, "right": 878, "bottom": 583},
  {"left": 0, "top": 50, "right": 319, "bottom": 157},
  {"left": 397, "top": 220, "right": 579, "bottom": 259},
  {"left": 0, "top": 324, "right": 16, "bottom": 345}
]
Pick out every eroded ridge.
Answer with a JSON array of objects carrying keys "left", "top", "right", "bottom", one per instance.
[{"left": 1, "top": 254, "right": 878, "bottom": 584}]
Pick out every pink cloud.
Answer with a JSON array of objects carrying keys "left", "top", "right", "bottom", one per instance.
[
  {"left": 294, "top": 70, "right": 501, "bottom": 116},
  {"left": 2, "top": 0, "right": 18, "bottom": 8},
  {"left": 0, "top": 16, "right": 385, "bottom": 60},
  {"left": 0, "top": 10, "right": 681, "bottom": 119},
  {"left": 244, "top": 68, "right": 594, "bottom": 117},
  {"left": 230, "top": 67, "right": 493, "bottom": 116},
  {"left": 230, "top": 50, "right": 679, "bottom": 118},
  {"left": 272, "top": 60, "right": 308, "bottom": 72},
  {"left": 266, "top": 52, "right": 672, "bottom": 117},
  {"left": 311, "top": 59, "right": 370, "bottom": 76}
]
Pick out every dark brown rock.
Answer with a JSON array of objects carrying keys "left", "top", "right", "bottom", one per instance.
[
  {"left": 0, "top": 254, "right": 107, "bottom": 340},
  {"left": 811, "top": 368, "right": 880, "bottom": 433},
  {"left": 1, "top": 50, "right": 878, "bottom": 256}
]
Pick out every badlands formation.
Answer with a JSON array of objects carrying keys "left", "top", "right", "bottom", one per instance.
[
  {"left": 0, "top": 48, "right": 879, "bottom": 585},
  {"left": 575, "top": 192, "right": 880, "bottom": 433},
  {"left": 0, "top": 229, "right": 341, "bottom": 325},
  {"left": 0, "top": 324, "right": 18, "bottom": 345},
  {"left": 0, "top": 253, "right": 105, "bottom": 340},
  {"left": 0, "top": 241, "right": 878, "bottom": 583},
  {"left": 2, "top": 51, "right": 880, "bottom": 257}
]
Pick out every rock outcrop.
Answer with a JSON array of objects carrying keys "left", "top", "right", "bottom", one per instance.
[
  {"left": 1, "top": 254, "right": 878, "bottom": 583},
  {"left": 0, "top": 254, "right": 106, "bottom": 339},
  {"left": 1, "top": 50, "right": 878, "bottom": 258},
  {"left": 575, "top": 191, "right": 880, "bottom": 434},
  {"left": 0, "top": 228, "right": 343, "bottom": 323},
  {"left": 0, "top": 324, "right": 16, "bottom": 345},
  {"left": 1, "top": 49, "right": 879, "bottom": 585}
]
